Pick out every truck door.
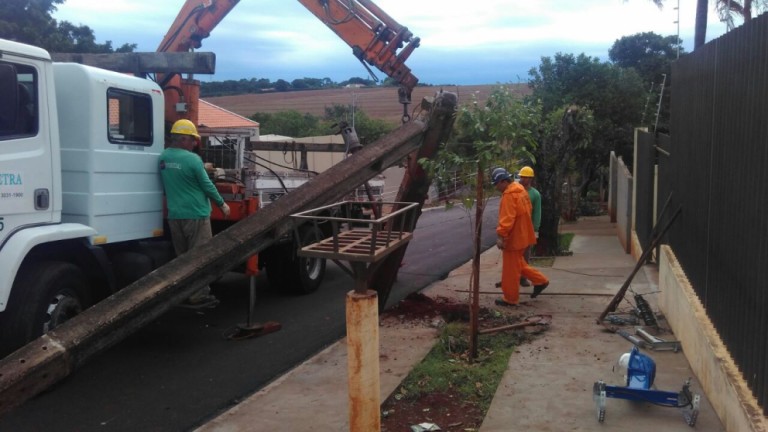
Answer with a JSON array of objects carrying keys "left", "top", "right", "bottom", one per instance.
[{"left": 0, "top": 58, "right": 55, "bottom": 246}]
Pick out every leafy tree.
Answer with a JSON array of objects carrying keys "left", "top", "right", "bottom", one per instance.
[
  {"left": 535, "top": 106, "right": 595, "bottom": 252},
  {"left": 290, "top": 78, "right": 309, "bottom": 90},
  {"left": 716, "top": 0, "right": 768, "bottom": 28},
  {"left": 249, "top": 110, "right": 323, "bottom": 137},
  {"left": 421, "top": 86, "right": 540, "bottom": 216},
  {"left": 274, "top": 79, "right": 291, "bottom": 92},
  {"left": 320, "top": 104, "right": 394, "bottom": 145},
  {"left": 609, "top": 32, "right": 683, "bottom": 84},
  {"left": 528, "top": 53, "right": 645, "bottom": 201},
  {"left": 0, "top": 0, "right": 135, "bottom": 53},
  {"left": 249, "top": 106, "right": 393, "bottom": 142},
  {"left": 420, "top": 86, "right": 541, "bottom": 354},
  {"left": 609, "top": 32, "right": 682, "bottom": 133}
]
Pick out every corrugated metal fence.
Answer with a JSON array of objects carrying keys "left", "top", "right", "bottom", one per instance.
[{"left": 634, "top": 13, "right": 768, "bottom": 414}]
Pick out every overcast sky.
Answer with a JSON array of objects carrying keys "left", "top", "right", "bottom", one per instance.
[{"left": 52, "top": 0, "right": 732, "bottom": 86}]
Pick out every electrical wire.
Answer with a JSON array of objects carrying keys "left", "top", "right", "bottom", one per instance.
[{"left": 248, "top": 153, "right": 319, "bottom": 176}]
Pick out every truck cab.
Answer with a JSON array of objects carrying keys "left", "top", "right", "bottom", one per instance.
[{"left": 0, "top": 38, "right": 167, "bottom": 355}]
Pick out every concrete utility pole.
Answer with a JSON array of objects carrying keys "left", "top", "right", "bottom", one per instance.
[{"left": 0, "top": 92, "right": 459, "bottom": 418}]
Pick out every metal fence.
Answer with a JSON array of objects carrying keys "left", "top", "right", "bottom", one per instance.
[{"left": 635, "top": 14, "right": 768, "bottom": 414}]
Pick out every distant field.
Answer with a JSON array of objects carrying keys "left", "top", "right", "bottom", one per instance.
[{"left": 205, "top": 84, "right": 530, "bottom": 125}]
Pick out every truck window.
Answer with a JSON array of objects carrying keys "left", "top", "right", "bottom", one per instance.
[
  {"left": 107, "top": 88, "right": 153, "bottom": 146},
  {"left": 0, "top": 62, "right": 38, "bottom": 139}
]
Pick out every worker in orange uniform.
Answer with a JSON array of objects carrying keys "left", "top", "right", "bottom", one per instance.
[{"left": 491, "top": 167, "right": 549, "bottom": 306}]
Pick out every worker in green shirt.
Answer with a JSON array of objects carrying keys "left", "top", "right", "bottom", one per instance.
[
  {"left": 518, "top": 166, "right": 541, "bottom": 287},
  {"left": 160, "top": 119, "right": 230, "bottom": 308}
]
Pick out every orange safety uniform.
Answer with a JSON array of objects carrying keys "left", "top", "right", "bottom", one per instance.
[{"left": 496, "top": 181, "right": 548, "bottom": 304}]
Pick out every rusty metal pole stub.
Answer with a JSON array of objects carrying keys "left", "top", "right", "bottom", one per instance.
[{"left": 346, "top": 289, "right": 380, "bottom": 432}]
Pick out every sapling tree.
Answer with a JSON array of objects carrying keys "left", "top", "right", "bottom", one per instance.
[{"left": 420, "top": 86, "right": 540, "bottom": 357}]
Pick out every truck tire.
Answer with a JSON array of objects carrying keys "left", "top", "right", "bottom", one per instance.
[
  {"left": 0, "top": 261, "right": 89, "bottom": 356},
  {"left": 293, "top": 225, "right": 326, "bottom": 294},
  {"left": 266, "top": 225, "right": 326, "bottom": 295}
]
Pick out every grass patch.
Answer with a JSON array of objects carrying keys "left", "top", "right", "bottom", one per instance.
[
  {"left": 392, "top": 321, "right": 525, "bottom": 414},
  {"left": 530, "top": 256, "right": 555, "bottom": 267},
  {"left": 559, "top": 232, "right": 575, "bottom": 251}
]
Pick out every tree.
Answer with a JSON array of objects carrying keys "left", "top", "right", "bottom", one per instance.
[
  {"left": 535, "top": 106, "right": 595, "bottom": 253},
  {"left": 274, "top": 79, "right": 291, "bottom": 92},
  {"left": 420, "top": 86, "right": 540, "bottom": 357},
  {"left": 321, "top": 104, "right": 394, "bottom": 144},
  {"left": 609, "top": 32, "right": 683, "bottom": 84},
  {"left": 609, "top": 32, "right": 682, "bottom": 132},
  {"left": 249, "top": 110, "right": 323, "bottom": 137},
  {"left": 716, "top": 0, "right": 768, "bottom": 28},
  {"left": 0, "top": 0, "right": 135, "bottom": 53},
  {"left": 527, "top": 53, "right": 645, "bottom": 229}
]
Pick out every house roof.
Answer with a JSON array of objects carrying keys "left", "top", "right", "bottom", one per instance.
[{"left": 199, "top": 99, "right": 259, "bottom": 129}]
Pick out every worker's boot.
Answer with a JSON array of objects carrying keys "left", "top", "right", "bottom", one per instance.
[{"left": 531, "top": 282, "right": 549, "bottom": 298}]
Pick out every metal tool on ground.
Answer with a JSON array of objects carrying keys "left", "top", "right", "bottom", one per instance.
[
  {"left": 593, "top": 346, "right": 700, "bottom": 426},
  {"left": 597, "top": 206, "right": 681, "bottom": 326},
  {"left": 636, "top": 327, "right": 681, "bottom": 352},
  {"left": 477, "top": 314, "right": 551, "bottom": 335},
  {"left": 634, "top": 293, "right": 659, "bottom": 328},
  {"left": 616, "top": 326, "right": 681, "bottom": 352},
  {"left": 223, "top": 277, "right": 282, "bottom": 341}
]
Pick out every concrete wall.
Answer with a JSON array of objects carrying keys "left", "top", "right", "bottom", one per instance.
[
  {"left": 615, "top": 157, "right": 632, "bottom": 254},
  {"left": 658, "top": 246, "right": 767, "bottom": 432},
  {"left": 608, "top": 152, "right": 618, "bottom": 223}
]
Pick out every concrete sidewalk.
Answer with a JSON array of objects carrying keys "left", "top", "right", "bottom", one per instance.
[{"left": 196, "top": 215, "right": 725, "bottom": 431}]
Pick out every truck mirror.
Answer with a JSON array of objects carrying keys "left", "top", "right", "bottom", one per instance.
[{"left": 0, "top": 64, "right": 19, "bottom": 135}]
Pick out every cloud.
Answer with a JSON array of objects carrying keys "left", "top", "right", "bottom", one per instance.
[{"left": 52, "top": 0, "right": 734, "bottom": 85}]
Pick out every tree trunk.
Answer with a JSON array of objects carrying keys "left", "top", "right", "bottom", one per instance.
[{"left": 694, "top": 0, "right": 708, "bottom": 49}]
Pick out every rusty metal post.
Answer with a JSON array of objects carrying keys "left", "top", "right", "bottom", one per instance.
[{"left": 347, "top": 262, "right": 380, "bottom": 431}]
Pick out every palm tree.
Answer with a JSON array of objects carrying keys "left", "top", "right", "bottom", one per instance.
[
  {"left": 695, "top": 0, "right": 709, "bottom": 49},
  {"left": 716, "top": 0, "right": 768, "bottom": 29},
  {"left": 635, "top": 1, "right": 765, "bottom": 50}
]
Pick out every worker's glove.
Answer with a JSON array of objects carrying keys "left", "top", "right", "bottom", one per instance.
[
  {"left": 221, "top": 203, "right": 231, "bottom": 218},
  {"left": 496, "top": 236, "right": 505, "bottom": 250},
  {"left": 535, "top": 231, "right": 539, "bottom": 239}
]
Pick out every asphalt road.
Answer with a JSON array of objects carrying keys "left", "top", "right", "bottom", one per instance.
[{"left": 0, "top": 199, "right": 500, "bottom": 432}]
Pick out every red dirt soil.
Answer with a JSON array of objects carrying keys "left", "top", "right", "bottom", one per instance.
[
  {"left": 378, "top": 293, "right": 533, "bottom": 431},
  {"left": 205, "top": 84, "right": 531, "bottom": 125}
]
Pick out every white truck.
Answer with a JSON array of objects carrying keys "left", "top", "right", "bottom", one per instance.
[
  {"left": 0, "top": 38, "right": 341, "bottom": 357},
  {"left": 0, "top": 38, "right": 177, "bottom": 355}
]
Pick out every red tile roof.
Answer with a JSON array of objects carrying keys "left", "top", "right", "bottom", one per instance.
[{"left": 199, "top": 99, "right": 259, "bottom": 129}]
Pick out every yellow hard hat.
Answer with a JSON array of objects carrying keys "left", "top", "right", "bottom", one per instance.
[
  {"left": 170, "top": 119, "right": 200, "bottom": 139},
  {"left": 519, "top": 166, "right": 534, "bottom": 178}
]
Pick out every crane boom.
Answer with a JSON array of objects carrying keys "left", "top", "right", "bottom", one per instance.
[
  {"left": 298, "top": 0, "right": 420, "bottom": 120},
  {"left": 157, "top": 0, "right": 240, "bottom": 53},
  {"left": 157, "top": 0, "right": 420, "bottom": 124}
]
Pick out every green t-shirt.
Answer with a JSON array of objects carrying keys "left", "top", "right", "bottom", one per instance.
[
  {"left": 159, "top": 147, "right": 224, "bottom": 219},
  {"left": 528, "top": 186, "right": 541, "bottom": 231}
]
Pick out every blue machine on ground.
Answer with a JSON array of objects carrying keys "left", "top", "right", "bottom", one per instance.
[{"left": 593, "top": 346, "right": 700, "bottom": 426}]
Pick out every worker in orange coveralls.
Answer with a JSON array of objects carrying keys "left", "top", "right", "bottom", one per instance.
[{"left": 491, "top": 167, "right": 549, "bottom": 306}]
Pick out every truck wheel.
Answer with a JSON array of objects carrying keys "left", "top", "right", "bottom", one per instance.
[
  {"left": 266, "top": 226, "right": 326, "bottom": 295},
  {"left": 293, "top": 225, "right": 326, "bottom": 294},
  {"left": 0, "top": 262, "right": 89, "bottom": 356}
]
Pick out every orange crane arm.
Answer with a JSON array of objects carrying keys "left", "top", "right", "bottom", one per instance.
[
  {"left": 297, "top": 0, "right": 420, "bottom": 118},
  {"left": 158, "top": 0, "right": 420, "bottom": 123},
  {"left": 157, "top": 0, "right": 240, "bottom": 53}
]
